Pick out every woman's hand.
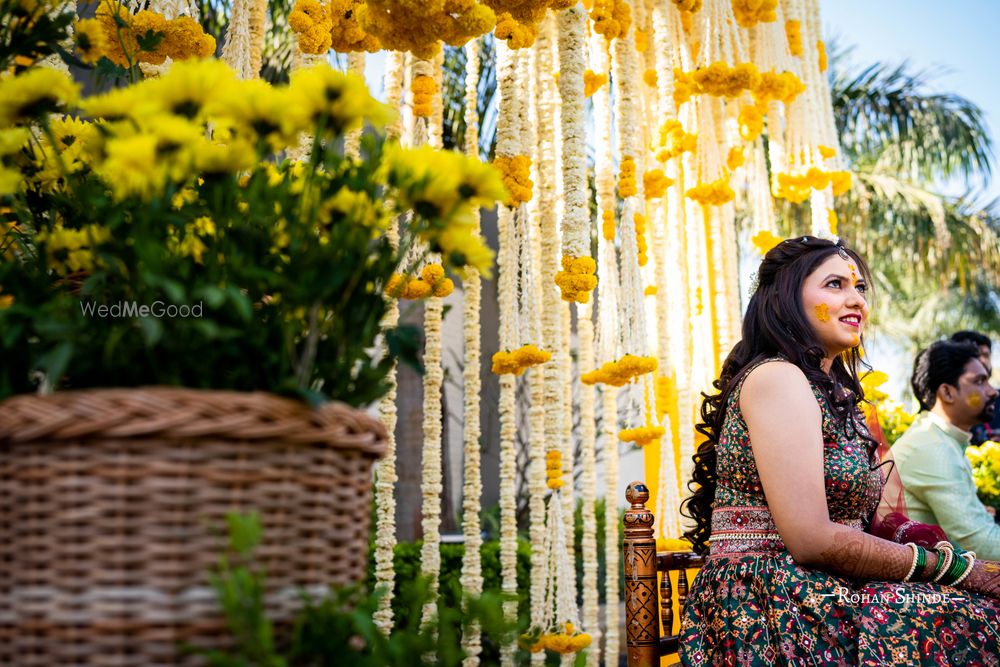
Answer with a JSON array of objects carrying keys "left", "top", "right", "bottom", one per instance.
[{"left": 959, "top": 559, "right": 1000, "bottom": 598}]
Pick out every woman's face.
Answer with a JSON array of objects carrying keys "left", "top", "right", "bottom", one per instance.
[{"left": 800, "top": 253, "right": 869, "bottom": 358}]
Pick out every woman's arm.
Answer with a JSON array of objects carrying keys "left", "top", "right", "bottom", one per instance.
[{"left": 741, "top": 361, "right": 1000, "bottom": 596}]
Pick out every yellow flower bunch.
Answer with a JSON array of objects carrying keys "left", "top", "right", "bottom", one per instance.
[
  {"left": 634, "top": 212, "right": 648, "bottom": 266},
  {"left": 738, "top": 104, "right": 764, "bottom": 142},
  {"left": 289, "top": 0, "right": 333, "bottom": 54},
  {"left": 643, "top": 68, "right": 657, "bottom": 87},
  {"left": 671, "top": 0, "right": 701, "bottom": 12},
  {"left": 35, "top": 223, "right": 111, "bottom": 274},
  {"left": 750, "top": 229, "right": 783, "bottom": 255},
  {"left": 385, "top": 263, "right": 454, "bottom": 300},
  {"left": 29, "top": 116, "right": 102, "bottom": 190},
  {"left": 290, "top": 64, "right": 395, "bottom": 134},
  {"left": 685, "top": 176, "right": 735, "bottom": 206},
  {"left": 411, "top": 74, "right": 438, "bottom": 117},
  {"left": 0, "top": 67, "right": 79, "bottom": 127},
  {"left": 643, "top": 168, "right": 672, "bottom": 199},
  {"left": 581, "top": 354, "right": 657, "bottom": 386},
  {"left": 93, "top": 3, "right": 215, "bottom": 66},
  {"left": 554, "top": 255, "right": 598, "bottom": 303},
  {"left": 726, "top": 146, "right": 745, "bottom": 171},
  {"left": 526, "top": 622, "right": 591, "bottom": 653},
  {"left": 601, "top": 209, "right": 615, "bottom": 241},
  {"left": 731, "top": 0, "right": 777, "bottom": 28},
  {"left": 655, "top": 119, "right": 697, "bottom": 162},
  {"left": 545, "top": 449, "right": 564, "bottom": 490},
  {"left": 618, "top": 156, "right": 637, "bottom": 197},
  {"left": 773, "top": 168, "right": 851, "bottom": 203},
  {"left": 329, "top": 0, "right": 380, "bottom": 52},
  {"left": 358, "top": 0, "right": 496, "bottom": 58},
  {"left": 491, "top": 344, "right": 551, "bottom": 375},
  {"left": 752, "top": 70, "right": 806, "bottom": 106},
  {"left": 492, "top": 154, "right": 532, "bottom": 205},
  {"left": 494, "top": 11, "right": 537, "bottom": 48},
  {"left": 785, "top": 19, "right": 802, "bottom": 57},
  {"left": 619, "top": 425, "right": 665, "bottom": 446},
  {"left": 589, "top": 0, "right": 631, "bottom": 41},
  {"left": 73, "top": 18, "right": 107, "bottom": 64},
  {"left": 690, "top": 61, "right": 761, "bottom": 98},
  {"left": 817, "top": 40, "right": 828, "bottom": 72},
  {"left": 634, "top": 28, "right": 648, "bottom": 53},
  {"left": 967, "top": 441, "right": 1000, "bottom": 509},
  {"left": 583, "top": 69, "right": 607, "bottom": 97},
  {"left": 860, "top": 370, "right": 916, "bottom": 446}
]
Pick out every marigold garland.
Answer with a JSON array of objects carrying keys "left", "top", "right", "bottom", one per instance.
[
  {"left": 288, "top": 0, "right": 333, "bottom": 55},
  {"left": 619, "top": 425, "right": 665, "bottom": 446},
  {"left": 731, "top": 0, "right": 777, "bottom": 27},
  {"left": 581, "top": 354, "right": 658, "bottom": 386},
  {"left": 817, "top": 39, "right": 828, "bottom": 71},
  {"left": 329, "top": 0, "right": 380, "bottom": 52},
  {"left": 491, "top": 344, "right": 552, "bottom": 375},
  {"left": 583, "top": 69, "right": 607, "bottom": 97},
  {"left": 785, "top": 19, "right": 802, "bottom": 56},
  {"left": 589, "top": 0, "right": 631, "bottom": 41},
  {"left": 357, "top": 0, "right": 495, "bottom": 59},
  {"left": 492, "top": 154, "right": 533, "bottom": 204},
  {"left": 643, "top": 168, "right": 672, "bottom": 198},
  {"left": 618, "top": 155, "right": 637, "bottom": 197},
  {"left": 685, "top": 176, "right": 735, "bottom": 206},
  {"left": 655, "top": 119, "right": 697, "bottom": 162},
  {"left": 738, "top": 103, "right": 764, "bottom": 141},
  {"left": 554, "top": 255, "right": 598, "bottom": 303},
  {"left": 634, "top": 212, "right": 648, "bottom": 266}
]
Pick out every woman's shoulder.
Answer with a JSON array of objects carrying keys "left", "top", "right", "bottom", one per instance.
[{"left": 739, "top": 358, "right": 816, "bottom": 410}]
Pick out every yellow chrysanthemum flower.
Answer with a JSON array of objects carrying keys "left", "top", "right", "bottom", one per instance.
[
  {"left": 143, "top": 59, "right": 238, "bottom": 120},
  {"left": 288, "top": 64, "right": 394, "bottom": 136},
  {"left": 0, "top": 68, "right": 80, "bottom": 126},
  {"left": 73, "top": 18, "right": 107, "bottom": 64}
]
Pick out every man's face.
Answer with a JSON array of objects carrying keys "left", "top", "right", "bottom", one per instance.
[{"left": 951, "top": 358, "right": 998, "bottom": 425}]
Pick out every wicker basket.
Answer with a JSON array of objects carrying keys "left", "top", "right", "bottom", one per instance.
[{"left": 0, "top": 387, "right": 387, "bottom": 666}]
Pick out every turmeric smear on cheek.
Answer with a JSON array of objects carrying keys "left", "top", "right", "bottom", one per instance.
[
  {"left": 814, "top": 303, "right": 831, "bottom": 322},
  {"left": 851, "top": 334, "right": 860, "bottom": 347},
  {"left": 968, "top": 394, "right": 983, "bottom": 408}
]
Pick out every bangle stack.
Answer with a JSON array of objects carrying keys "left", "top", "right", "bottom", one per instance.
[{"left": 911, "top": 541, "right": 977, "bottom": 587}]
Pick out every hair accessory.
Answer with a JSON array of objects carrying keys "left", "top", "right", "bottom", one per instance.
[
  {"left": 748, "top": 271, "right": 760, "bottom": 295},
  {"left": 837, "top": 247, "right": 850, "bottom": 261}
]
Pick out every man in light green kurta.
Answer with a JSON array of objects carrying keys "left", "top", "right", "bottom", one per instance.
[{"left": 893, "top": 340, "right": 1000, "bottom": 560}]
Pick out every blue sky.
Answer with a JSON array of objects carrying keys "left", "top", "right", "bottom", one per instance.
[{"left": 823, "top": 0, "right": 1000, "bottom": 203}]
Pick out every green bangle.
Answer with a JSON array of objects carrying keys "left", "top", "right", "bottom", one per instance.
[
  {"left": 942, "top": 551, "right": 969, "bottom": 586},
  {"left": 928, "top": 549, "right": 947, "bottom": 581},
  {"left": 915, "top": 546, "right": 927, "bottom": 578}
]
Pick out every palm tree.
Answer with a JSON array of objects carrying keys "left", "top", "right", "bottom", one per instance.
[{"left": 779, "top": 49, "right": 1000, "bottom": 347}]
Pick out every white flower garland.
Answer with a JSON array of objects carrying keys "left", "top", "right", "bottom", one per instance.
[
  {"left": 415, "top": 52, "right": 446, "bottom": 634},
  {"left": 459, "top": 39, "right": 485, "bottom": 667},
  {"left": 221, "top": 0, "right": 255, "bottom": 79},
  {"left": 344, "top": 52, "right": 366, "bottom": 159},
  {"left": 577, "top": 298, "right": 600, "bottom": 667},
  {"left": 557, "top": 6, "right": 590, "bottom": 262},
  {"left": 601, "top": 387, "right": 620, "bottom": 663}
]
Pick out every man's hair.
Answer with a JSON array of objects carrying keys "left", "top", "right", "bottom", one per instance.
[
  {"left": 950, "top": 330, "right": 991, "bottom": 350},
  {"left": 911, "top": 340, "right": 984, "bottom": 411}
]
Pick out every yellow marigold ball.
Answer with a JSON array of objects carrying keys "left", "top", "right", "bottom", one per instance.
[
  {"left": 601, "top": 209, "right": 615, "bottom": 241},
  {"left": 686, "top": 177, "right": 735, "bottom": 206},
  {"left": 618, "top": 156, "right": 637, "bottom": 197},
  {"left": 726, "top": 146, "right": 745, "bottom": 171},
  {"left": 634, "top": 28, "right": 648, "bottom": 52},
  {"left": 818, "top": 145, "right": 837, "bottom": 159},
  {"left": 643, "top": 68, "right": 657, "bottom": 87},
  {"left": 619, "top": 425, "right": 665, "bottom": 446},
  {"left": 673, "top": 68, "right": 696, "bottom": 106},
  {"left": 385, "top": 273, "right": 408, "bottom": 297},
  {"left": 731, "top": 0, "right": 777, "bottom": 28},
  {"left": 492, "top": 154, "right": 533, "bottom": 205},
  {"left": 643, "top": 169, "right": 672, "bottom": 198},
  {"left": 162, "top": 16, "right": 216, "bottom": 61},
  {"left": 785, "top": 19, "right": 802, "bottom": 57},
  {"left": 495, "top": 12, "right": 536, "bottom": 49},
  {"left": 555, "top": 255, "right": 598, "bottom": 303},
  {"left": 491, "top": 350, "right": 523, "bottom": 375},
  {"left": 830, "top": 170, "right": 851, "bottom": 196},
  {"left": 752, "top": 70, "right": 805, "bottom": 106},
  {"left": 590, "top": 0, "right": 631, "bottom": 41},
  {"left": 420, "top": 262, "right": 445, "bottom": 285},
  {"left": 432, "top": 278, "right": 454, "bottom": 297},
  {"left": 329, "top": 0, "right": 380, "bottom": 52},
  {"left": 738, "top": 104, "right": 764, "bottom": 142},
  {"left": 404, "top": 280, "right": 433, "bottom": 299},
  {"left": 583, "top": 69, "right": 608, "bottom": 97},
  {"left": 644, "top": 285, "right": 657, "bottom": 296},
  {"left": 656, "top": 119, "right": 697, "bottom": 161},
  {"left": 671, "top": 0, "right": 701, "bottom": 12},
  {"left": 817, "top": 40, "right": 828, "bottom": 72},
  {"left": 289, "top": 0, "right": 333, "bottom": 54},
  {"left": 512, "top": 344, "right": 551, "bottom": 368}
]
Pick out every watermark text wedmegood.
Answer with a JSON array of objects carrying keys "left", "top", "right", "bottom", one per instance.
[{"left": 79, "top": 300, "right": 203, "bottom": 319}]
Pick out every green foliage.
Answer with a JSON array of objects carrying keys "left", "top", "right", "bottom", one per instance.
[
  {"left": 0, "top": 0, "right": 74, "bottom": 73},
  {"left": 202, "top": 513, "right": 518, "bottom": 667}
]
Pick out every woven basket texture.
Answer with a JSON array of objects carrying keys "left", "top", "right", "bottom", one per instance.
[{"left": 0, "top": 387, "right": 387, "bottom": 666}]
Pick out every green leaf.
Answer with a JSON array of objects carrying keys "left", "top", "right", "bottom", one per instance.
[
  {"left": 135, "top": 29, "right": 166, "bottom": 53},
  {"left": 225, "top": 512, "right": 262, "bottom": 557},
  {"left": 196, "top": 285, "right": 227, "bottom": 309},
  {"left": 38, "top": 341, "right": 73, "bottom": 386}
]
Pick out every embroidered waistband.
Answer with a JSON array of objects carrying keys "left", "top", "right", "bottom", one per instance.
[{"left": 709, "top": 506, "right": 784, "bottom": 556}]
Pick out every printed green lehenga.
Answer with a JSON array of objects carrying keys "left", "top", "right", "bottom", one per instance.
[{"left": 679, "top": 363, "right": 1000, "bottom": 666}]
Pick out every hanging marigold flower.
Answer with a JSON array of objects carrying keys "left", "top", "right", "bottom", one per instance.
[
  {"left": 634, "top": 28, "right": 647, "bottom": 52},
  {"left": 828, "top": 209, "right": 839, "bottom": 235},
  {"left": 491, "top": 344, "right": 551, "bottom": 375},
  {"left": 601, "top": 209, "right": 615, "bottom": 241},
  {"left": 589, "top": 0, "right": 631, "bottom": 41},
  {"left": 554, "top": 255, "right": 598, "bottom": 303},
  {"left": 581, "top": 354, "right": 657, "bottom": 386},
  {"left": 818, "top": 145, "right": 837, "bottom": 159},
  {"left": 726, "top": 146, "right": 745, "bottom": 171},
  {"left": 738, "top": 104, "right": 764, "bottom": 142},
  {"left": 619, "top": 425, "right": 665, "bottom": 446},
  {"left": 817, "top": 40, "right": 828, "bottom": 72},
  {"left": 752, "top": 70, "right": 805, "bottom": 106},
  {"left": 645, "top": 285, "right": 657, "bottom": 296},
  {"left": 545, "top": 449, "right": 564, "bottom": 490},
  {"left": 583, "top": 69, "right": 607, "bottom": 97},
  {"left": 671, "top": 0, "right": 701, "bottom": 12},
  {"left": 492, "top": 154, "right": 533, "bottom": 205},
  {"left": 785, "top": 19, "right": 802, "bottom": 56},
  {"left": 411, "top": 74, "right": 437, "bottom": 117},
  {"left": 686, "top": 177, "right": 735, "bottom": 206},
  {"left": 751, "top": 229, "right": 783, "bottom": 255},
  {"left": 618, "top": 156, "right": 637, "bottom": 197},
  {"left": 643, "top": 168, "right": 672, "bottom": 199},
  {"left": 328, "top": 0, "right": 380, "bottom": 52},
  {"left": 634, "top": 212, "right": 648, "bottom": 266},
  {"left": 642, "top": 68, "right": 657, "bottom": 87},
  {"left": 656, "top": 119, "right": 697, "bottom": 161},
  {"left": 731, "top": 0, "right": 777, "bottom": 28},
  {"left": 289, "top": 0, "right": 333, "bottom": 54},
  {"left": 495, "top": 11, "right": 537, "bottom": 49}
]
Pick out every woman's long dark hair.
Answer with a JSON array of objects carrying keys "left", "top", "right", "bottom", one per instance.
[{"left": 680, "top": 236, "right": 879, "bottom": 555}]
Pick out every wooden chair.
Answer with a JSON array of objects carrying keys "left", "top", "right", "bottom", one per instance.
[{"left": 622, "top": 481, "right": 705, "bottom": 667}]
